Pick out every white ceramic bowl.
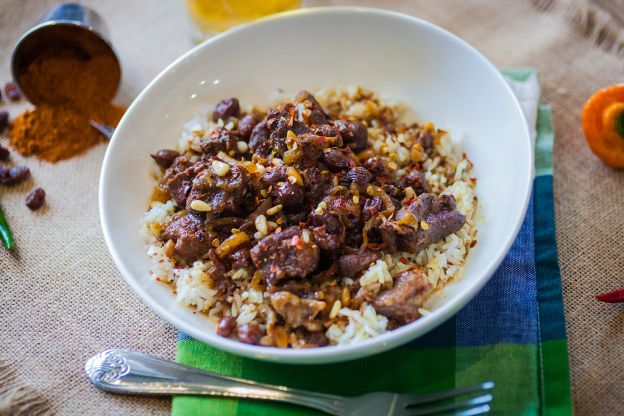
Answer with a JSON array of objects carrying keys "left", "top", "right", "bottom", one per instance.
[{"left": 100, "top": 7, "right": 532, "bottom": 364}]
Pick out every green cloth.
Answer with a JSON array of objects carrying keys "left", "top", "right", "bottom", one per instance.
[{"left": 172, "top": 70, "right": 572, "bottom": 416}]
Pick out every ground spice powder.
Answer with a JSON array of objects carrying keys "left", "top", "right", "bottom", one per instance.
[{"left": 9, "top": 54, "right": 124, "bottom": 162}]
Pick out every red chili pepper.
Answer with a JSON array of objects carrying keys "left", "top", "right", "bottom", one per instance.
[{"left": 595, "top": 288, "right": 624, "bottom": 303}]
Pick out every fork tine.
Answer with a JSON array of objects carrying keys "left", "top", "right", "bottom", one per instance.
[
  {"left": 453, "top": 404, "right": 491, "bottom": 416},
  {"left": 401, "top": 381, "right": 495, "bottom": 406},
  {"left": 404, "top": 393, "right": 493, "bottom": 416}
]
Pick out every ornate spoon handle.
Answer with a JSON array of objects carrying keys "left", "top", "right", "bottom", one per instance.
[{"left": 85, "top": 349, "right": 343, "bottom": 415}]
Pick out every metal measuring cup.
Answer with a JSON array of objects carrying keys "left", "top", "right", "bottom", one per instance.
[{"left": 11, "top": 2, "right": 121, "bottom": 105}]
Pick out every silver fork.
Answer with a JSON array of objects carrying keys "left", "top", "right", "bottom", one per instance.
[{"left": 86, "top": 349, "right": 494, "bottom": 416}]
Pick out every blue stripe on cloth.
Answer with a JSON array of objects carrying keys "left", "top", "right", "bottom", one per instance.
[
  {"left": 534, "top": 175, "right": 567, "bottom": 341},
  {"left": 179, "top": 332, "right": 193, "bottom": 341},
  {"left": 456, "top": 196, "right": 538, "bottom": 347},
  {"left": 405, "top": 315, "right": 456, "bottom": 349}
]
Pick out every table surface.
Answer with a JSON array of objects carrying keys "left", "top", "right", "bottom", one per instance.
[{"left": 1, "top": 1, "right": 622, "bottom": 415}]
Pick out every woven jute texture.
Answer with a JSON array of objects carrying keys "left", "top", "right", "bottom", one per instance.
[{"left": 0, "top": 0, "right": 622, "bottom": 414}]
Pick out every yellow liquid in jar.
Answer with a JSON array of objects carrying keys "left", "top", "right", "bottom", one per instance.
[{"left": 187, "top": 0, "right": 301, "bottom": 34}]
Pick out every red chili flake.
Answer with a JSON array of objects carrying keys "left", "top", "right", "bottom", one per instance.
[
  {"left": 596, "top": 289, "right": 624, "bottom": 303},
  {"left": 399, "top": 257, "right": 408, "bottom": 264},
  {"left": 291, "top": 235, "right": 304, "bottom": 250},
  {"left": 470, "top": 240, "right": 477, "bottom": 248},
  {"left": 402, "top": 196, "right": 415, "bottom": 206}
]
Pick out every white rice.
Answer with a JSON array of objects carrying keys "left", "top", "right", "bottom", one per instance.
[
  {"left": 326, "top": 303, "right": 389, "bottom": 345},
  {"left": 175, "top": 261, "right": 217, "bottom": 312}
]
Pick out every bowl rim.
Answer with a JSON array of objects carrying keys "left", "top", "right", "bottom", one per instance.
[{"left": 99, "top": 6, "right": 533, "bottom": 364}]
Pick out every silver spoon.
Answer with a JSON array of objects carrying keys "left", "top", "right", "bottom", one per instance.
[{"left": 89, "top": 120, "right": 115, "bottom": 140}]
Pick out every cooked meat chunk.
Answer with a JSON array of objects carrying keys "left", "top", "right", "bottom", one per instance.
[
  {"left": 166, "top": 169, "right": 193, "bottom": 207},
  {"left": 201, "top": 129, "right": 240, "bottom": 156},
  {"left": 291, "top": 120, "right": 312, "bottom": 136},
  {"left": 313, "top": 124, "right": 338, "bottom": 137},
  {"left": 301, "top": 330, "right": 329, "bottom": 347},
  {"left": 303, "top": 167, "right": 332, "bottom": 204},
  {"left": 273, "top": 180, "right": 304, "bottom": 207},
  {"left": 163, "top": 159, "right": 207, "bottom": 207},
  {"left": 206, "top": 248, "right": 234, "bottom": 293},
  {"left": 321, "top": 147, "right": 353, "bottom": 171},
  {"left": 270, "top": 291, "right": 326, "bottom": 328},
  {"left": 346, "top": 167, "right": 373, "bottom": 188},
  {"left": 336, "top": 119, "right": 368, "bottom": 152},
  {"left": 267, "top": 112, "right": 289, "bottom": 150},
  {"left": 362, "top": 156, "right": 391, "bottom": 180},
  {"left": 228, "top": 248, "right": 252, "bottom": 269},
  {"left": 186, "top": 164, "right": 249, "bottom": 217},
  {"left": 373, "top": 269, "right": 432, "bottom": 323},
  {"left": 161, "top": 213, "right": 214, "bottom": 264},
  {"left": 296, "top": 134, "right": 336, "bottom": 167},
  {"left": 260, "top": 166, "right": 304, "bottom": 208},
  {"left": 237, "top": 114, "right": 259, "bottom": 139},
  {"left": 213, "top": 97, "right": 240, "bottom": 121},
  {"left": 311, "top": 212, "right": 345, "bottom": 250},
  {"left": 362, "top": 196, "right": 383, "bottom": 222},
  {"left": 250, "top": 226, "right": 320, "bottom": 280},
  {"left": 379, "top": 193, "right": 465, "bottom": 254},
  {"left": 322, "top": 191, "right": 361, "bottom": 227},
  {"left": 418, "top": 129, "right": 434, "bottom": 153},
  {"left": 402, "top": 170, "right": 430, "bottom": 195},
  {"left": 249, "top": 121, "right": 271, "bottom": 151},
  {"left": 295, "top": 90, "right": 329, "bottom": 126},
  {"left": 338, "top": 251, "right": 382, "bottom": 278}
]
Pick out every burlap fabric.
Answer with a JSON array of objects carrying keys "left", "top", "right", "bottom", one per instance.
[{"left": 0, "top": 1, "right": 622, "bottom": 414}]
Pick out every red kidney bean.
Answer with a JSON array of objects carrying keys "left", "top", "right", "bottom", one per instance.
[
  {"left": 4, "top": 82, "right": 20, "bottom": 101},
  {"left": 0, "top": 165, "right": 30, "bottom": 186},
  {"left": 213, "top": 98, "right": 240, "bottom": 122},
  {"left": 216, "top": 316, "right": 237, "bottom": 337},
  {"left": 25, "top": 188, "right": 46, "bottom": 210},
  {"left": 237, "top": 323, "right": 262, "bottom": 344},
  {"left": 150, "top": 149, "right": 180, "bottom": 168}
]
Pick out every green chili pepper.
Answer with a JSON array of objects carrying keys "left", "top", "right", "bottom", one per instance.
[{"left": 0, "top": 204, "right": 14, "bottom": 250}]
